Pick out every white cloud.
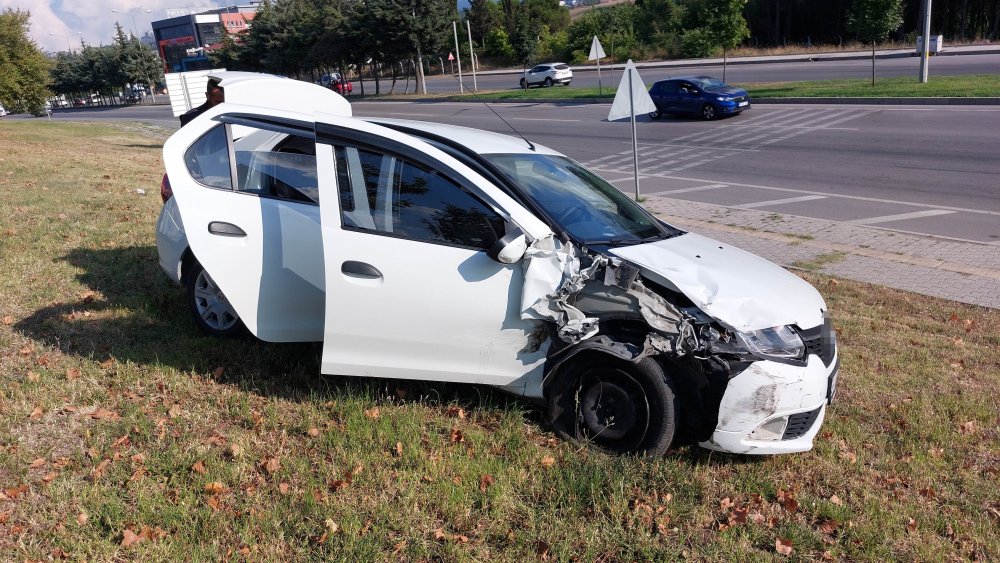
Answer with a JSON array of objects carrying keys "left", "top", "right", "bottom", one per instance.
[{"left": 0, "top": 0, "right": 228, "bottom": 53}]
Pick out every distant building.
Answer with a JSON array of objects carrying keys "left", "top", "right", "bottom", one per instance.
[{"left": 151, "top": 4, "right": 258, "bottom": 73}]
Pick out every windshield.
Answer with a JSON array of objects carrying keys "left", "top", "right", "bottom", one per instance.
[
  {"left": 485, "top": 153, "right": 681, "bottom": 245},
  {"left": 695, "top": 77, "right": 728, "bottom": 90}
]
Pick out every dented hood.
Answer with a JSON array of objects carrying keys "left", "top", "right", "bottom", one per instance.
[{"left": 609, "top": 233, "right": 826, "bottom": 332}]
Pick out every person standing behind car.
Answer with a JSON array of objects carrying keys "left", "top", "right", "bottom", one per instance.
[{"left": 179, "top": 78, "right": 224, "bottom": 126}]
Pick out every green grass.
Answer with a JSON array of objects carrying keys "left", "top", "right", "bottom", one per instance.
[
  {"left": 1, "top": 121, "right": 999, "bottom": 560},
  {"left": 460, "top": 73, "right": 1000, "bottom": 101}
]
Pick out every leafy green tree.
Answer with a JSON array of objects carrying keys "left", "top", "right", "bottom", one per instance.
[
  {"left": 705, "top": 0, "right": 749, "bottom": 81},
  {"left": 483, "top": 28, "right": 515, "bottom": 59},
  {"left": 565, "top": 4, "right": 636, "bottom": 61},
  {"left": 847, "top": 0, "right": 904, "bottom": 85},
  {"left": 634, "top": 0, "right": 681, "bottom": 49},
  {"left": 465, "top": 0, "right": 503, "bottom": 42},
  {"left": 524, "top": 0, "right": 570, "bottom": 34},
  {"left": 0, "top": 9, "right": 53, "bottom": 114},
  {"left": 510, "top": 10, "right": 540, "bottom": 80},
  {"left": 679, "top": 27, "right": 717, "bottom": 58}
]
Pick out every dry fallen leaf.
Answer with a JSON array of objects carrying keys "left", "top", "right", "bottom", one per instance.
[
  {"left": 324, "top": 518, "right": 339, "bottom": 534},
  {"left": 65, "top": 368, "right": 80, "bottom": 380},
  {"left": 77, "top": 513, "right": 88, "bottom": 525},
  {"left": 906, "top": 517, "right": 918, "bottom": 533},
  {"left": 191, "top": 460, "right": 207, "bottom": 475},
  {"left": 205, "top": 496, "right": 221, "bottom": 511},
  {"left": 1, "top": 315, "right": 13, "bottom": 325},
  {"left": 719, "top": 497, "right": 734, "bottom": 511},
  {"left": 307, "top": 426, "right": 320, "bottom": 437},
  {"left": 212, "top": 366, "right": 225, "bottom": 378},
  {"left": 829, "top": 494, "right": 843, "bottom": 506},
  {"left": 167, "top": 404, "right": 182, "bottom": 418},
  {"left": 777, "top": 489, "right": 799, "bottom": 513},
  {"left": 121, "top": 529, "right": 142, "bottom": 547},
  {"left": 278, "top": 482, "right": 290, "bottom": 495},
  {"left": 959, "top": 421, "right": 976, "bottom": 435},
  {"left": 540, "top": 455, "right": 556, "bottom": 468},
  {"left": 817, "top": 519, "right": 839, "bottom": 535},
  {"left": 29, "top": 458, "right": 46, "bottom": 469},
  {"left": 839, "top": 450, "right": 858, "bottom": 464},
  {"left": 364, "top": 407, "right": 381, "bottom": 420},
  {"left": 479, "top": 474, "right": 495, "bottom": 493},
  {"left": 90, "top": 408, "right": 119, "bottom": 420},
  {"left": 262, "top": 457, "right": 280, "bottom": 474},
  {"left": 449, "top": 427, "right": 465, "bottom": 443},
  {"left": 29, "top": 406, "right": 44, "bottom": 419},
  {"left": 447, "top": 406, "right": 467, "bottom": 419},
  {"left": 204, "top": 482, "right": 227, "bottom": 494},
  {"left": 394, "top": 441, "right": 403, "bottom": 457},
  {"left": 26, "top": 370, "right": 40, "bottom": 382},
  {"left": 775, "top": 537, "right": 794, "bottom": 556}
]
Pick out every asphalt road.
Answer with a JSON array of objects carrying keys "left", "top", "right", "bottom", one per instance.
[
  {"left": 358, "top": 52, "right": 1000, "bottom": 94},
  {"left": 23, "top": 98, "right": 1000, "bottom": 243}
]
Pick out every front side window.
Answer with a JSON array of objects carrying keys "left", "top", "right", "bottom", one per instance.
[
  {"left": 486, "top": 153, "right": 681, "bottom": 246},
  {"left": 334, "top": 146, "right": 505, "bottom": 250}
]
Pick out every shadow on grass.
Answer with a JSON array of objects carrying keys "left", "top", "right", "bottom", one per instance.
[
  {"left": 13, "top": 245, "right": 538, "bottom": 418},
  {"left": 14, "top": 245, "right": 746, "bottom": 461}
]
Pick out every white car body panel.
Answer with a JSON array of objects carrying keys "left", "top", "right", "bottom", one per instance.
[
  {"left": 611, "top": 233, "right": 826, "bottom": 332},
  {"left": 156, "top": 73, "right": 839, "bottom": 456}
]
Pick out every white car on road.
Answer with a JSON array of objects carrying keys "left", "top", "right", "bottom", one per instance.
[
  {"left": 520, "top": 63, "right": 573, "bottom": 88},
  {"left": 156, "top": 72, "right": 838, "bottom": 456}
]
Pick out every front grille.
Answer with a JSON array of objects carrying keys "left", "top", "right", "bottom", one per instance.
[
  {"left": 734, "top": 95, "right": 748, "bottom": 103},
  {"left": 799, "top": 318, "right": 835, "bottom": 366},
  {"left": 783, "top": 408, "right": 821, "bottom": 440}
]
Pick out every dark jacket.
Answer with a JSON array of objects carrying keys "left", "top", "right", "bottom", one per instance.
[{"left": 179, "top": 101, "right": 213, "bottom": 126}]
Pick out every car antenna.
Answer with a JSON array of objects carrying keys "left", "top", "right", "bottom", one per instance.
[{"left": 448, "top": 73, "right": 536, "bottom": 152}]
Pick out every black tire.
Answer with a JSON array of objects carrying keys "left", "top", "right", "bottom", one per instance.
[
  {"left": 544, "top": 77, "right": 554, "bottom": 87},
  {"left": 701, "top": 103, "right": 717, "bottom": 120},
  {"left": 649, "top": 109, "right": 661, "bottom": 120},
  {"left": 186, "top": 260, "right": 245, "bottom": 337},
  {"left": 547, "top": 356, "right": 678, "bottom": 456},
  {"left": 563, "top": 81, "right": 571, "bottom": 87},
  {"left": 520, "top": 77, "right": 527, "bottom": 89}
]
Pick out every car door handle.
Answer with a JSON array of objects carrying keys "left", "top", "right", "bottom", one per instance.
[
  {"left": 208, "top": 221, "right": 247, "bottom": 237},
  {"left": 341, "top": 261, "right": 382, "bottom": 279}
]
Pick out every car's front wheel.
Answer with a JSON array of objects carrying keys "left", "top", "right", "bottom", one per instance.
[
  {"left": 701, "top": 103, "right": 717, "bottom": 120},
  {"left": 186, "top": 260, "right": 244, "bottom": 337},
  {"left": 547, "top": 356, "right": 678, "bottom": 456},
  {"left": 649, "top": 109, "right": 662, "bottom": 120}
]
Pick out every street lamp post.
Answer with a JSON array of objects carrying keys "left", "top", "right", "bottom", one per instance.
[
  {"left": 111, "top": 8, "right": 152, "bottom": 38},
  {"left": 48, "top": 32, "right": 82, "bottom": 53}
]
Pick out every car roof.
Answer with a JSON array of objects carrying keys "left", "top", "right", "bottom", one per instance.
[
  {"left": 656, "top": 75, "right": 717, "bottom": 83},
  {"left": 365, "top": 118, "right": 561, "bottom": 156}
]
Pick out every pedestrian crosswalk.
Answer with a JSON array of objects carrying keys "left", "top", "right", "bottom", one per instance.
[{"left": 582, "top": 108, "right": 875, "bottom": 177}]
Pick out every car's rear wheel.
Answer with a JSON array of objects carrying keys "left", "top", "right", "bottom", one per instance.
[
  {"left": 544, "top": 77, "right": 554, "bottom": 87},
  {"left": 649, "top": 109, "right": 661, "bottom": 120},
  {"left": 187, "top": 260, "right": 244, "bottom": 337},
  {"left": 520, "top": 77, "right": 527, "bottom": 89},
  {"left": 701, "top": 103, "right": 717, "bottom": 120},
  {"left": 547, "top": 356, "right": 678, "bottom": 456}
]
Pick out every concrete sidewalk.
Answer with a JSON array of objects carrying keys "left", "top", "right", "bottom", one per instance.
[{"left": 642, "top": 196, "right": 1000, "bottom": 309}]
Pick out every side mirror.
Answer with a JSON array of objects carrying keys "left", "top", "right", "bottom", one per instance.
[{"left": 487, "top": 227, "right": 527, "bottom": 264}]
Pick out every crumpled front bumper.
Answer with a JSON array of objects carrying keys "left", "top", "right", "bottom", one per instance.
[{"left": 700, "top": 350, "right": 839, "bottom": 455}]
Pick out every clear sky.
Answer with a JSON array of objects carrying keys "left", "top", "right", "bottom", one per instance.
[{"left": 1, "top": 1, "right": 229, "bottom": 53}]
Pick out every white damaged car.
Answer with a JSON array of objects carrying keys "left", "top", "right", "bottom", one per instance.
[{"left": 156, "top": 72, "right": 838, "bottom": 456}]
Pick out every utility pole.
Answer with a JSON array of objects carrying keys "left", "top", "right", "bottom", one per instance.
[
  {"left": 919, "top": 0, "right": 932, "bottom": 83},
  {"left": 466, "top": 20, "right": 477, "bottom": 92},
  {"left": 452, "top": 21, "right": 464, "bottom": 94}
]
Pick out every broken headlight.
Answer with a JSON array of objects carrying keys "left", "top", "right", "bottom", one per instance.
[{"left": 736, "top": 326, "right": 805, "bottom": 362}]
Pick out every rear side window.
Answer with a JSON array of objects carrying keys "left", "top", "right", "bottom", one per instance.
[
  {"left": 184, "top": 125, "right": 232, "bottom": 190},
  {"left": 333, "top": 145, "right": 505, "bottom": 250},
  {"left": 661, "top": 81, "right": 679, "bottom": 94},
  {"left": 554, "top": 64, "right": 570, "bottom": 70}
]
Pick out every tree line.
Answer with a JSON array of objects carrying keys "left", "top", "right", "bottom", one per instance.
[{"left": 208, "top": 0, "right": 996, "bottom": 89}]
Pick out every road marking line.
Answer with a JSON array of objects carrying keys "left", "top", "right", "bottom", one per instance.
[
  {"left": 738, "top": 195, "right": 828, "bottom": 209},
  {"left": 659, "top": 173, "right": 1000, "bottom": 217},
  {"left": 844, "top": 210, "right": 956, "bottom": 225},
  {"left": 511, "top": 117, "right": 581, "bottom": 122},
  {"left": 653, "top": 183, "right": 729, "bottom": 195}
]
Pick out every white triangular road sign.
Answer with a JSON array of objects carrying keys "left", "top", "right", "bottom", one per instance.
[
  {"left": 588, "top": 36, "right": 606, "bottom": 61},
  {"left": 607, "top": 60, "right": 656, "bottom": 121}
]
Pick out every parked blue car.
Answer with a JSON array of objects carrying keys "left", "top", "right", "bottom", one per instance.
[{"left": 648, "top": 76, "right": 751, "bottom": 120}]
